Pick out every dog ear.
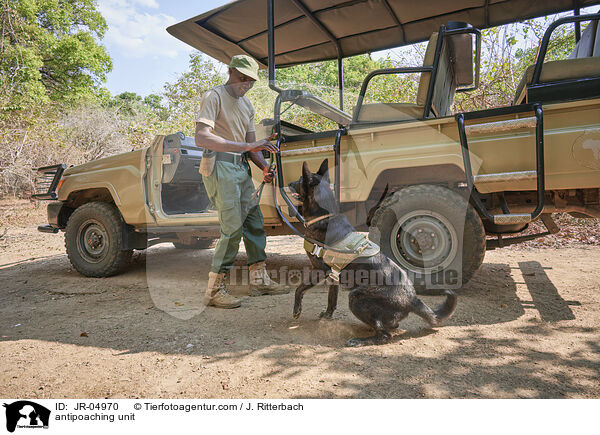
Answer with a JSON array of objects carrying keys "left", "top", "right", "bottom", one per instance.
[
  {"left": 317, "top": 159, "right": 330, "bottom": 183},
  {"left": 317, "top": 159, "right": 328, "bottom": 175},
  {"left": 302, "top": 161, "right": 311, "bottom": 189}
]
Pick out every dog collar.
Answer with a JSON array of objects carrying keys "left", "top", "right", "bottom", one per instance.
[{"left": 304, "top": 213, "right": 334, "bottom": 228}]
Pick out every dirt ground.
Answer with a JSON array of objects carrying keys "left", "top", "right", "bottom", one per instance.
[{"left": 1, "top": 199, "right": 599, "bottom": 399}]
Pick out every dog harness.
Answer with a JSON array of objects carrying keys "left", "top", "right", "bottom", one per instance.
[{"left": 304, "top": 231, "right": 380, "bottom": 283}]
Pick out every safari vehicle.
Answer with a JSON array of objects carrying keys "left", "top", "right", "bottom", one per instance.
[{"left": 34, "top": 0, "right": 600, "bottom": 290}]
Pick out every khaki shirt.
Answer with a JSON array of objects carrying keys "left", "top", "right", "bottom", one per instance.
[{"left": 196, "top": 84, "right": 256, "bottom": 144}]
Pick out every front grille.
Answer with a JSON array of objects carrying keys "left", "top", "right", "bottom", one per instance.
[{"left": 32, "top": 164, "right": 67, "bottom": 200}]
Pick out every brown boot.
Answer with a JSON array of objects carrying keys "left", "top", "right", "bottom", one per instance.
[
  {"left": 248, "top": 261, "right": 291, "bottom": 296},
  {"left": 204, "top": 272, "right": 242, "bottom": 309}
]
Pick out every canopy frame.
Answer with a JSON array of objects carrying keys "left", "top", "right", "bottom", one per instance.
[{"left": 166, "top": 0, "right": 600, "bottom": 231}]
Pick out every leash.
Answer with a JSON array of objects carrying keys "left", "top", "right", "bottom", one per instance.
[
  {"left": 259, "top": 137, "right": 381, "bottom": 283},
  {"left": 249, "top": 160, "right": 276, "bottom": 204},
  {"left": 249, "top": 181, "right": 266, "bottom": 203},
  {"left": 268, "top": 156, "right": 375, "bottom": 256},
  {"left": 242, "top": 138, "right": 379, "bottom": 284},
  {"left": 303, "top": 213, "right": 333, "bottom": 228}
]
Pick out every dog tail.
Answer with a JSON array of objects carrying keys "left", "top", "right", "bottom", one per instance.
[{"left": 411, "top": 290, "right": 457, "bottom": 327}]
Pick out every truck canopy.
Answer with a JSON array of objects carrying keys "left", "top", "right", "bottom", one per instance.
[{"left": 167, "top": 0, "right": 600, "bottom": 68}]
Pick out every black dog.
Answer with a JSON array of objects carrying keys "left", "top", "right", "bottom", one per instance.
[{"left": 289, "top": 159, "right": 457, "bottom": 346}]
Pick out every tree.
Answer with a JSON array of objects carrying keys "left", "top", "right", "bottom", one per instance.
[
  {"left": 276, "top": 54, "right": 386, "bottom": 92},
  {"left": 143, "top": 94, "right": 163, "bottom": 111},
  {"left": 161, "top": 53, "right": 408, "bottom": 134},
  {"left": 111, "top": 92, "right": 142, "bottom": 114},
  {"left": 0, "top": 0, "right": 112, "bottom": 107},
  {"left": 271, "top": 55, "right": 403, "bottom": 130},
  {"left": 162, "top": 53, "right": 225, "bottom": 135},
  {"left": 454, "top": 16, "right": 578, "bottom": 111}
]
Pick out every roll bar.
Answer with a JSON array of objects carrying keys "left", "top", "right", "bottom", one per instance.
[
  {"left": 353, "top": 24, "right": 481, "bottom": 123},
  {"left": 267, "top": 0, "right": 345, "bottom": 110},
  {"left": 532, "top": 12, "right": 600, "bottom": 85}
]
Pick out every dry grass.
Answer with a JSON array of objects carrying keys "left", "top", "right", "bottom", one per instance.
[
  {"left": 0, "top": 198, "right": 47, "bottom": 229},
  {"left": 0, "top": 104, "right": 140, "bottom": 198}
]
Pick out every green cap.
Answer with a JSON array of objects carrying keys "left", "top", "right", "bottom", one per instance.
[{"left": 229, "top": 55, "right": 259, "bottom": 81}]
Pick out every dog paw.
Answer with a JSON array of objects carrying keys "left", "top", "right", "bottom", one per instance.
[
  {"left": 345, "top": 337, "right": 367, "bottom": 347},
  {"left": 292, "top": 307, "right": 302, "bottom": 319},
  {"left": 346, "top": 335, "right": 391, "bottom": 347},
  {"left": 318, "top": 311, "right": 333, "bottom": 320}
]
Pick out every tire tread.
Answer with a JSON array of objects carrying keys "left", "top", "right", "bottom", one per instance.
[
  {"left": 65, "top": 202, "right": 132, "bottom": 277},
  {"left": 369, "top": 184, "right": 486, "bottom": 289}
]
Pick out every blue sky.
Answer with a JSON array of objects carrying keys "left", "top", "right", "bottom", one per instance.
[{"left": 99, "top": 0, "right": 231, "bottom": 97}]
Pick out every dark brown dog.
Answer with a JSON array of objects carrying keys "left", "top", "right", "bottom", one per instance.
[{"left": 289, "top": 159, "right": 457, "bottom": 346}]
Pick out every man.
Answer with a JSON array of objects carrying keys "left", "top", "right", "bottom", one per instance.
[{"left": 196, "top": 54, "right": 290, "bottom": 309}]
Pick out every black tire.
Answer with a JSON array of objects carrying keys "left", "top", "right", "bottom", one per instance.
[
  {"left": 172, "top": 238, "right": 214, "bottom": 250},
  {"left": 65, "top": 202, "right": 132, "bottom": 277},
  {"left": 369, "top": 184, "right": 485, "bottom": 292}
]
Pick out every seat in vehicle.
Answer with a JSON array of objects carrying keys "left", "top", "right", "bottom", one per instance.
[
  {"left": 355, "top": 26, "right": 474, "bottom": 123},
  {"left": 513, "top": 17, "right": 600, "bottom": 105}
]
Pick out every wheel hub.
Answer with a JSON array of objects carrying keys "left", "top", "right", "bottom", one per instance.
[
  {"left": 88, "top": 232, "right": 103, "bottom": 250},
  {"left": 390, "top": 210, "right": 459, "bottom": 274},
  {"left": 412, "top": 229, "right": 435, "bottom": 252},
  {"left": 77, "top": 221, "right": 109, "bottom": 263}
]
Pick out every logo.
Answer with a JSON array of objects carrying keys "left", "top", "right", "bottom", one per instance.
[{"left": 3, "top": 401, "right": 50, "bottom": 433}]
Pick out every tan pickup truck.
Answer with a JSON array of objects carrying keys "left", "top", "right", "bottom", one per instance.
[{"left": 34, "top": 0, "right": 600, "bottom": 291}]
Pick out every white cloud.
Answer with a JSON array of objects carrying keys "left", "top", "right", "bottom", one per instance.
[
  {"left": 98, "top": 0, "right": 191, "bottom": 59},
  {"left": 131, "top": 0, "right": 159, "bottom": 8}
]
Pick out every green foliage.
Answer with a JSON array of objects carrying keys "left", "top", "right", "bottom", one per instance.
[
  {"left": 276, "top": 55, "right": 386, "bottom": 92},
  {"left": 516, "top": 16, "right": 578, "bottom": 64},
  {"left": 268, "top": 55, "right": 402, "bottom": 131},
  {"left": 0, "top": 0, "right": 112, "bottom": 107},
  {"left": 143, "top": 94, "right": 164, "bottom": 112},
  {"left": 361, "top": 67, "right": 420, "bottom": 106},
  {"left": 92, "top": 92, "right": 170, "bottom": 148},
  {"left": 454, "top": 16, "right": 578, "bottom": 111},
  {"left": 108, "top": 91, "right": 161, "bottom": 117},
  {"left": 110, "top": 92, "right": 143, "bottom": 116},
  {"left": 162, "top": 53, "right": 226, "bottom": 135}
]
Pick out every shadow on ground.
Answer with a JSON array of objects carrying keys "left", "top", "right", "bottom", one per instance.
[{"left": 1, "top": 245, "right": 597, "bottom": 398}]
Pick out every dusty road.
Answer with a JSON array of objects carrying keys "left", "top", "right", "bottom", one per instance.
[{"left": 1, "top": 200, "right": 599, "bottom": 398}]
